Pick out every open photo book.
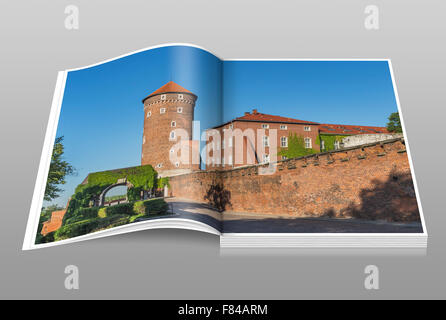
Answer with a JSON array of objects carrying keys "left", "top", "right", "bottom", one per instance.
[{"left": 23, "top": 44, "right": 427, "bottom": 250}]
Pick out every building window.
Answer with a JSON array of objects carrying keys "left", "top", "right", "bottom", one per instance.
[
  {"left": 304, "top": 126, "right": 311, "bottom": 131},
  {"left": 280, "top": 125, "right": 287, "bottom": 130},
  {"left": 263, "top": 154, "right": 270, "bottom": 163},
  {"left": 281, "top": 136, "right": 288, "bottom": 147},
  {"left": 321, "top": 140, "right": 325, "bottom": 150},
  {"left": 171, "top": 121, "right": 176, "bottom": 127},
  {"left": 175, "top": 162, "right": 180, "bottom": 167},
  {"left": 146, "top": 111, "right": 151, "bottom": 118},
  {"left": 263, "top": 135, "right": 269, "bottom": 147},
  {"left": 177, "top": 107, "right": 183, "bottom": 113},
  {"left": 156, "top": 163, "right": 163, "bottom": 168},
  {"left": 261, "top": 124, "right": 269, "bottom": 129},
  {"left": 282, "top": 155, "right": 287, "bottom": 160},
  {"left": 178, "top": 94, "right": 183, "bottom": 100},
  {"left": 160, "top": 107, "right": 166, "bottom": 114},
  {"left": 334, "top": 140, "right": 340, "bottom": 150},
  {"left": 161, "top": 94, "right": 166, "bottom": 101},
  {"left": 304, "top": 137, "right": 312, "bottom": 149},
  {"left": 169, "top": 131, "right": 176, "bottom": 140}
]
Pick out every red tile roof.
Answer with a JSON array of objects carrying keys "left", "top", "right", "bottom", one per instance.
[
  {"left": 319, "top": 123, "right": 389, "bottom": 135},
  {"left": 142, "top": 81, "right": 196, "bottom": 102},
  {"left": 216, "top": 109, "right": 319, "bottom": 128}
]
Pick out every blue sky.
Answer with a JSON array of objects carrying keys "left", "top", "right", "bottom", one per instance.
[
  {"left": 47, "top": 46, "right": 398, "bottom": 207},
  {"left": 223, "top": 60, "right": 397, "bottom": 125}
]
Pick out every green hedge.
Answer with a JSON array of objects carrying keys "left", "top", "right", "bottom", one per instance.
[
  {"left": 103, "top": 202, "right": 135, "bottom": 216},
  {"left": 63, "top": 206, "right": 100, "bottom": 225},
  {"left": 54, "top": 199, "right": 170, "bottom": 241},
  {"left": 133, "top": 198, "right": 169, "bottom": 215},
  {"left": 55, "top": 215, "right": 130, "bottom": 241}
]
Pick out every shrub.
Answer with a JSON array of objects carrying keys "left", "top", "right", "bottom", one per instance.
[
  {"left": 98, "top": 207, "right": 107, "bottom": 218},
  {"left": 104, "top": 202, "right": 134, "bottom": 216},
  {"left": 55, "top": 215, "right": 130, "bottom": 241},
  {"left": 35, "top": 231, "right": 55, "bottom": 244},
  {"left": 129, "top": 213, "right": 147, "bottom": 223},
  {"left": 76, "top": 207, "right": 100, "bottom": 219},
  {"left": 133, "top": 198, "right": 168, "bottom": 215}
]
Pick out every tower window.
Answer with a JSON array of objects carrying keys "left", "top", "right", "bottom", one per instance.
[
  {"left": 160, "top": 108, "right": 166, "bottom": 114},
  {"left": 281, "top": 136, "right": 288, "bottom": 147},
  {"left": 304, "top": 137, "right": 312, "bottom": 149},
  {"left": 178, "top": 94, "right": 184, "bottom": 100},
  {"left": 147, "top": 111, "right": 151, "bottom": 118},
  {"left": 261, "top": 124, "right": 269, "bottom": 129},
  {"left": 263, "top": 154, "right": 270, "bottom": 163},
  {"left": 169, "top": 131, "right": 176, "bottom": 140},
  {"left": 161, "top": 94, "right": 166, "bottom": 100},
  {"left": 171, "top": 121, "right": 176, "bottom": 127},
  {"left": 304, "top": 126, "right": 311, "bottom": 131},
  {"left": 280, "top": 125, "right": 287, "bottom": 130},
  {"left": 263, "top": 135, "right": 269, "bottom": 147},
  {"left": 177, "top": 107, "right": 183, "bottom": 113}
]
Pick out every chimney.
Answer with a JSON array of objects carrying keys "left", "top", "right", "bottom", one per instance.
[
  {"left": 244, "top": 111, "right": 250, "bottom": 116},
  {"left": 252, "top": 109, "right": 258, "bottom": 114}
]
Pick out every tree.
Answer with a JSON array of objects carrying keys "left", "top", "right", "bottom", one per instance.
[
  {"left": 278, "top": 133, "right": 317, "bottom": 159},
  {"left": 386, "top": 112, "right": 402, "bottom": 133},
  {"left": 44, "top": 136, "right": 74, "bottom": 201}
]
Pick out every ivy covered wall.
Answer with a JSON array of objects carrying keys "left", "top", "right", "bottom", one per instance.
[
  {"left": 319, "top": 134, "right": 350, "bottom": 152},
  {"left": 64, "top": 165, "right": 166, "bottom": 223}
]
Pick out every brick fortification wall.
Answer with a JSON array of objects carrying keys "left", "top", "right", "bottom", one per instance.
[{"left": 169, "top": 139, "right": 420, "bottom": 222}]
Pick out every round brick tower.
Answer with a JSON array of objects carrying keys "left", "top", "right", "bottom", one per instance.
[{"left": 141, "top": 81, "right": 198, "bottom": 176}]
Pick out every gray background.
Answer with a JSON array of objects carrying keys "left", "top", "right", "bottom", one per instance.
[{"left": 0, "top": 0, "right": 445, "bottom": 299}]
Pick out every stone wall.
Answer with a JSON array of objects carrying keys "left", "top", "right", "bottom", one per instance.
[
  {"left": 169, "top": 138, "right": 420, "bottom": 222},
  {"left": 342, "top": 133, "right": 403, "bottom": 148}
]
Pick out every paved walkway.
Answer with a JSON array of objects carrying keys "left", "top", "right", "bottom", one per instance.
[{"left": 165, "top": 198, "right": 424, "bottom": 234}]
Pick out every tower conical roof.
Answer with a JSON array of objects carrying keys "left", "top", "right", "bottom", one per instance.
[{"left": 142, "top": 81, "right": 196, "bottom": 102}]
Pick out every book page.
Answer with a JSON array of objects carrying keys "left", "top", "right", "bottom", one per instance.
[
  {"left": 24, "top": 44, "right": 224, "bottom": 249},
  {"left": 216, "top": 59, "right": 425, "bottom": 241}
]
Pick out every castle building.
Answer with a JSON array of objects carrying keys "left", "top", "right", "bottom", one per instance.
[
  {"left": 141, "top": 81, "right": 390, "bottom": 173},
  {"left": 206, "top": 110, "right": 391, "bottom": 170},
  {"left": 141, "top": 81, "right": 199, "bottom": 176},
  {"left": 207, "top": 109, "right": 320, "bottom": 169}
]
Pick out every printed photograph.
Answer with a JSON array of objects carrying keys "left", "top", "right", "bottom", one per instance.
[{"left": 34, "top": 45, "right": 423, "bottom": 246}]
